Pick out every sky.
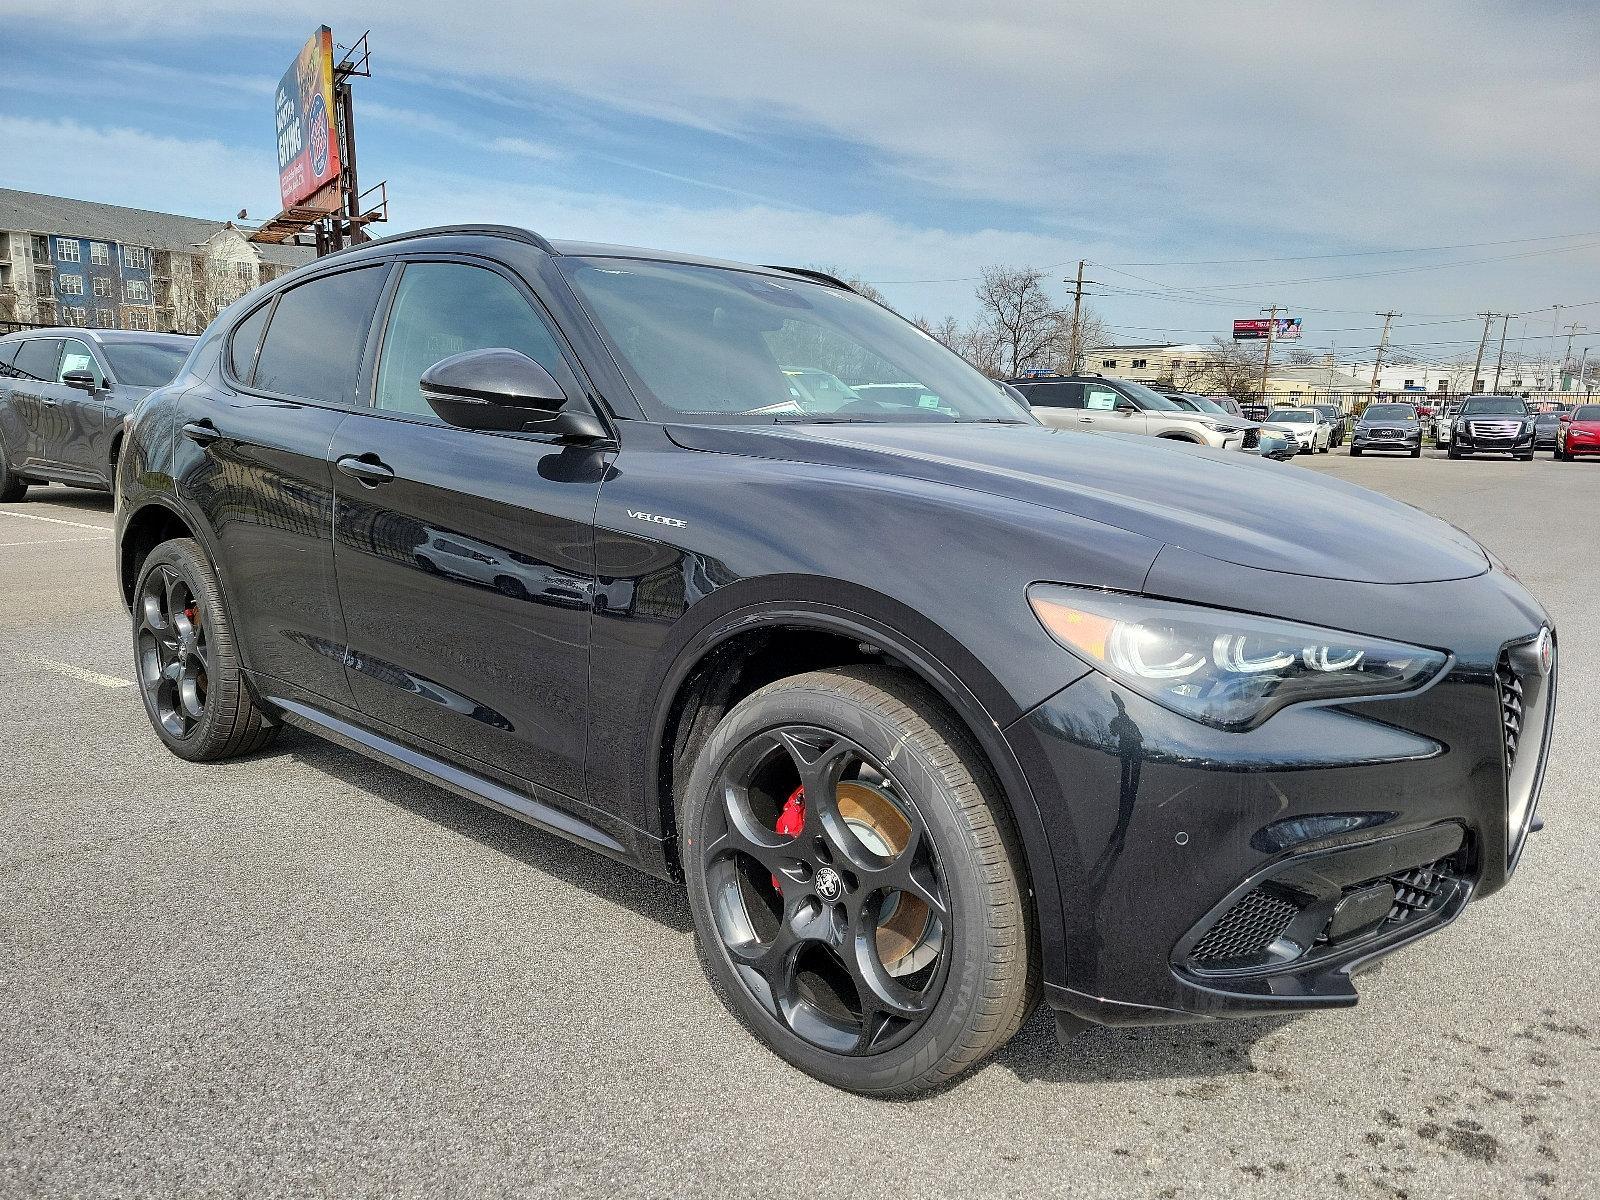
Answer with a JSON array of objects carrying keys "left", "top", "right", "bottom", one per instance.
[{"left": 3, "top": 1, "right": 1597, "bottom": 372}]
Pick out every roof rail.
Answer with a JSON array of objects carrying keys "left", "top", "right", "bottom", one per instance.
[
  {"left": 763, "top": 265, "right": 857, "bottom": 293},
  {"left": 327, "top": 223, "right": 556, "bottom": 258}
]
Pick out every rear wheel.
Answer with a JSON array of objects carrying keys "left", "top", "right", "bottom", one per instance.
[
  {"left": 0, "top": 446, "right": 28, "bottom": 502},
  {"left": 133, "top": 538, "right": 279, "bottom": 761},
  {"left": 681, "top": 666, "right": 1037, "bottom": 1096}
]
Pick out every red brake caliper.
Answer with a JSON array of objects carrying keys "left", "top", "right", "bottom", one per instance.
[{"left": 771, "top": 785, "right": 805, "bottom": 891}]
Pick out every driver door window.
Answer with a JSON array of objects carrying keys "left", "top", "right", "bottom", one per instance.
[{"left": 373, "top": 262, "right": 571, "bottom": 422}]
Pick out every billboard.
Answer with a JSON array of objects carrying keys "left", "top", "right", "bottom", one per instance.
[
  {"left": 275, "top": 26, "right": 341, "bottom": 210},
  {"left": 1233, "top": 317, "right": 1302, "bottom": 341}
]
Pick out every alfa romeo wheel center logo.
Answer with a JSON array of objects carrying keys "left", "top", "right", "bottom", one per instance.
[{"left": 815, "top": 866, "right": 843, "bottom": 902}]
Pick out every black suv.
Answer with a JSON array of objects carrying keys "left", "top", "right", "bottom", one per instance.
[
  {"left": 1447, "top": 395, "right": 1537, "bottom": 460},
  {"left": 115, "top": 226, "right": 1556, "bottom": 1095}
]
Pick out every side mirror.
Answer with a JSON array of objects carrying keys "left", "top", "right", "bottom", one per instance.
[
  {"left": 62, "top": 369, "right": 98, "bottom": 391},
  {"left": 419, "top": 347, "right": 609, "bottom": 441},
  {"left": 1114, "top": 398, "right": 1137, "bottom": 412}
]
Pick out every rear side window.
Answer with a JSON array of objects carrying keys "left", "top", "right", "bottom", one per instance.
[
  {"left": 12, "top": 339, "right": 61, "bottom": 382},
  {"left": 1021, "top": 382, "right": 1083, "bottom": 409},
  {"left": 229, "top": 301, "right": 273, "bottom": 383},
  {"left": 253, "top": 267, "right": 388, "bottom": 406},
  {"left": 0, "top": 341, "right": 18, "bottom": 372}
]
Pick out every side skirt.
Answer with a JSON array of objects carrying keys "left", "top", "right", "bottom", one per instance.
[{"left": 267, "top": 695, "right": 657, "bottom": 872}]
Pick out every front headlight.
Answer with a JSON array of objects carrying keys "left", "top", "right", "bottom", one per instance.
[{"left": 1027, "top": 585, "right": 1447, "bottom": 730}]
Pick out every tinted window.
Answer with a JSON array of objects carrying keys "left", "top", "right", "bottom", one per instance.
[
  {"left": 254, "top": 267, "right": 387, "bottom": 406},
  {"left": 102, "top": 341, "right": 191, "bottom": 389},
  {"left": 1460, "top": 398, "right": 1527, "bottom": 415},
  {"left": 0, "top": 340, "right": 18, "bottom": 371},
  {"left": 229, "top": 301, "right": 273, "bottom": 383},
  {"left": 1363, "top": 405, "right": 1416, "bottom": 421},
  {"left": 11, "top": 339, "right": 61, "bottom": 382},
  {"left": 1021, "top": 381, "right": 1082, "bottom": 409},
  {"left": 58, "top": 339, "right": 97, "bottom": 383},
  {"left": 1573, "top": 406, "right": 1600, "bottom": 421},
  {"left": 374, "top": 263, "right": 568, "bottom": 422}
]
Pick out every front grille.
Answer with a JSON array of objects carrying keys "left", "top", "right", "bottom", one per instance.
[
  {"left": 1242, "top": 428, "right": 1260, "bottom": 449},
  {"left": 1497, "top": 652, "right": 1524, "bottom": 770},
  {"left": 1189, "top": 888, "right": 1299, "bottom": 964},
  {"left": 1468, "top": 419, "right": 1523, "bottom": 440},
  {"left": 1372, "top": 427, "right": 1404, "bottom": 439}
]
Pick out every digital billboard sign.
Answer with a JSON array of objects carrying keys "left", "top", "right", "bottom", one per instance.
[
  {"left": 275, "top": 26, "right": 341, "bottom": 211},
  {"left": 1233, "top": 317, "right": 1302, "bottom": 341}
]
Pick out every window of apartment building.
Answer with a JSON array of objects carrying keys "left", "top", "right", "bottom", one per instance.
[
  {"left": 93, "top": 276, "right": 111, "bottom": 298},
  {"left": 1101, "top": 359, "right": 1118, "bottom": 368},
  {"left": 60, "top": 275, "right": 84, "bottom": 296},
  {"left": 125, "top": 246, "right": 148, "bottom": 269},
  {"left": 56, "top": 239, "right": 79, "bottom": 262},
  {"left": 127, "top": 309, "right": 150, "bottom": 331},
  {"left": 90, "top": 242, "right": 110, "bottom": 266},
  {"left": 95, "top": 308, "right": 114, "bottom": 327},
  {"left": 236, "top": 261, "right": 253, "bottom": 280},
  {"left": 126, "top": 280, "right": 150, "bottom": 302},
  {"left": 31, "top": 235, "right": 49, "bottom": 261},
  {"left": 1132, "top": 358, "right": 1148, "bottom": 369},
  {"left": 64, "top": 307, "right": 87, "bottom": 327}
]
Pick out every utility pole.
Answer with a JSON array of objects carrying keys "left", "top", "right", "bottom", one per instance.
[
  {"left": 1469, "top": 312, "right": 1497, "bottom": 394},
  {"left": 1491, "top": 315, "right": 1511, "bottom": 392},
  {"left": 1256, "top": 304, "right": 1281, "bottom": 401},
  {"left": 1550, "top": 304, "right": 1564, "bottom": 389},
  {"left": 1368, "top": 311, "right": 1400, "bottom": 398},
  {"left": 1578, "top": 345, "right": 1590, "bottom": 393},
  {"left": 1064, "top": 260, "right": 1097, "bottom": 374},
  {"left": 1561, "top": 323, "right": 1585, "bottom": 391}
]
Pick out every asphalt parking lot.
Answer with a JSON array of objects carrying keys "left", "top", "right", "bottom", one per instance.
[{"left": 2, "top": 449, "right": 1596, "bottom": 1199}]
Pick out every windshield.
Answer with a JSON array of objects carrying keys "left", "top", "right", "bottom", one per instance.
[
  {"left": 1363, "top": 405, "right": 1417, "bottom": 421},
  {"left": 1534, "top": 412, "right": 1564, "bottom": 424},
  {"left": 559, "top": 257, "right": 1032, "bottom": 424},
  {"left": 1115, "top": 379, "right": 1181, "bottom": 410},
  {"left": 1461, "top": 397, "right": 1528, "bottom": 415},
  {"left": 1181, "top": 395, "right": 1230, "bottom": 415},
  {"left": 1268, "top": 408, "right": 1314, "bottom": 423},
  {"left": 102, "top": 341, "right": 190, "bottom": 388},
  {"left": 1574, "top": 406, "right": 1600, "bottom": 421}
]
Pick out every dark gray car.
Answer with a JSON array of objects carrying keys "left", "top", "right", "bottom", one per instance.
[
  {"left": 0, "top": 328, "right": 194, "bottom": 501},
  {"left": 1350, "top": 402, "right": 1423, "bottom": 457}
]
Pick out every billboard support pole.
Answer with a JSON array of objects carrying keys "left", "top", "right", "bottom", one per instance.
[{"left": 1256, "top": 304, "right": 1280, "bottom": 400}]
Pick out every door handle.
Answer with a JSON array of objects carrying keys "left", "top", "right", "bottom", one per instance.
[
  {"left": 182, "top": 419, "right": 222, "bottom": 445},
  {"left": 336, "top": 453, "right": 395, "bottom": 487}
]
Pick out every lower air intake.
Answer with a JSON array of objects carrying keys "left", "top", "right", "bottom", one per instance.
[{"left": 1188, "top": 888, "right": 1299, "bottom": 964}]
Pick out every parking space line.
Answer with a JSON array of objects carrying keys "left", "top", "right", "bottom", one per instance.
[
  {"left": 21, "top": 656, "right": 135, "bottom": 689},
  {"left": 0, "top": 536, "right": 112, "bottom": 548},
  {"left": 0, "top": 510, "right": 114, "bottom": 532}
]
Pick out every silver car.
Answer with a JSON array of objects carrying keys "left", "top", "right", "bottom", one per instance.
[
  {"left": 1011, "top": 375, "right": 1254, "bottom": 451},
  {"left": 1263, "top": 406, "right": 1334, "bottom": 454}
]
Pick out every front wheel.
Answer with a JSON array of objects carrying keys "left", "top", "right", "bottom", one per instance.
[
  {"left": 132, "top": 538, "right": 279, "bottom": 761},
  {"left": 681, "top": 666, "right": 1037, "bottom": 1096},
  {"left": 1350, "top": 447, "right": 1363, "bottom": 457},
  {"left": 1410, "top": 446, "right": 1421, "bottom": 458}
]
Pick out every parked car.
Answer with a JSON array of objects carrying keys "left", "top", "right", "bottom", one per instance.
[
  {"left": 1532, "top": 411, "right": 1568, "bottom": 451},
  {"left": 1263, "top": 406, "right": 1333, "bottom": 453},
  {"left": 1432, "top": 399, "right": 1464, "bottom": 445},
  {"left": 1555, "top": 403, "right": 1600, "bottom": 461},
  {"left": 1310, "top": 403, "right": 1351, "bottom": 447},
  {"left": 1446, "top": 395, "right": 1536, "bottom": 460},
  {"left": 1349, "top": 402, "right": 1423, "bottom": 458},
  {"left": 1163, "top": 392, "right": 1292, "bottom": 460},
  {"left": 116, "top": 225, "right": 1556, "bottom": 1095},
  {"left": 0, "top": 328, "right": 194, "bottom": 501},
  {"left": 1008, "top": 375, "right": 1258, "bottom": 451}
]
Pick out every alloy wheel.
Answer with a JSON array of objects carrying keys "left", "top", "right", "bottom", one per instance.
[
  {"left": 702, "top": 725, "right": 950, "bottom": 1056},
  {"left": 136, "top": 565, "right": 211, "bottom": 739}
]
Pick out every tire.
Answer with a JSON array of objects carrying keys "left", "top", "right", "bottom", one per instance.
[
  {"left": 0, "top": 444, "right": 28, "bottom": 502},
  {"left": 1410, "top": 447, "right": 1421, "bottom": 458},
  {"left": 1318, "top": 442, "right": 1329, "bottom": 453},
  {"left": 1448, "top": 447, "right": 1461, "bottom": 459},
  {"left": 681, "top": 665, "right": 1038, "bottom": 1096},
  {"left": 1350, "top": 447, "right": 1363, "bottom": 457},
  {"left": 132, "top": 538, "right": 279, "bottom": 762}
]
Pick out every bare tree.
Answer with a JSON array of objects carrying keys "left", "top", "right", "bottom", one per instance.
[
  {"left": 1184, "top": 337, "right": 1265, "bottom": 400},
  {"left": 974, "top": 266, "right": 1069, "bottom": 377},
  {"left": 806, "top": 264, "right": 892, "bottom": 308}
]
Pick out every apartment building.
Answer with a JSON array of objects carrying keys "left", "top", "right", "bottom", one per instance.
[{"left": 0, "top": 189, "right": 312, "bottom": 334}]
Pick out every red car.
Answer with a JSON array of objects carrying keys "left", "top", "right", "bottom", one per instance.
[{"left": 1555, "top": 404, "right": 1600, "bottom": 460}]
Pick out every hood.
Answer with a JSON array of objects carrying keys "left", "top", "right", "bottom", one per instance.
[{"left": 667, "top": 421, "right": 1489, "bottom": 585}]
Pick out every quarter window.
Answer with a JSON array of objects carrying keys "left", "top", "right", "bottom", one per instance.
[
  {"left": 252, "top": 267, "right": 388, "bottom": 406},
  {"left": 374, "top": 262, "right": 568, "bottom": 422},
  {"left": 229, "top": 301, "right": 273, "bottom": 382}
]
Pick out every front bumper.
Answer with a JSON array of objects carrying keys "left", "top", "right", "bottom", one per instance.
[
  {"left": 1006, "top": 576, "right": 1555, "bottom": 1027},
  {"left": 1352, "top": 428, "right": 1421, "bottom": 452},
  {"left": 1454, "top": 428, "right": 1535, "bottom": 454},
  {"left": 1562, "top": 433, "right": 1600, "bottom": 455}
]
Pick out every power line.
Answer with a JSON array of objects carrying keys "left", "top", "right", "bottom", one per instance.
[{"left": 1105, "top": 230, "right": 1600, "bottom": 267}]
